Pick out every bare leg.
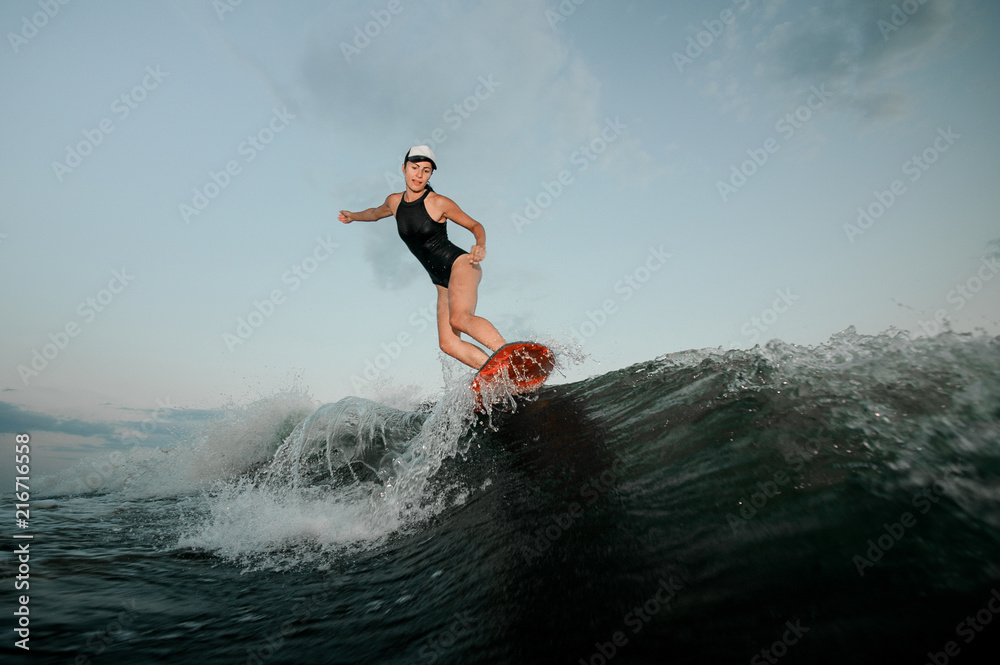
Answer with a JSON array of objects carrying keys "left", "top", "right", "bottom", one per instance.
[
  {"left": 435, "top": 284, "right": 491, "bottom": 369},
  {"left": 435, "top": 258, "right": 506, "bottom": 369}
]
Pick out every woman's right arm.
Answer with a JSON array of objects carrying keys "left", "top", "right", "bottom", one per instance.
[{"left": 339, "top": 195, "right": 394, "bottom": 223}]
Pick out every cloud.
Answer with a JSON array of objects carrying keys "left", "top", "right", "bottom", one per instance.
[
  {"left": 363, "top": 221, "right": 424, "bottom": 291},
  {"left": 690, "top": 0, "right": 960, "bottom": 125},
  {"left": 0, "top": 401, "right": 117, "bottom": 439},
  {"left": 296, "top": 0, "right": 655, "bottom": 286},
  {"left": 299, "top": 0, "right": 614, "bottom": 158},
  {"left": 0, "top": 401, "right": 216, "bottom": 448},
  {"left": 852, "top": 90, "right": 910, "bottom": 122},
  {"left": 754, "top": 1, "right": 958, "bottom": 78},
  {"left": 750, "top": 0, "right": 959, "bottom": 119},
  {"left": 987, "top": 239, "right": 1000, "bottom": 260}
]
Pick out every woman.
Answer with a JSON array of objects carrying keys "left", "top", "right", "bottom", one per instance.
[{"left": 339, "top": 146, "right": 506, "bottom": 370}]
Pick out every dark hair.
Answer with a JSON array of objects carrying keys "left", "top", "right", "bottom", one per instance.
[
  {"left": 403, "top": 150, "right": 434, "bottom": 192},
  {"left": 404, "top": 149, "right": 437, "bottom": 171}
]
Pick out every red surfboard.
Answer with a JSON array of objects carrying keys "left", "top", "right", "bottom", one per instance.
[{"left": 471, "top": 342, "right": 555, "bottom": 412}]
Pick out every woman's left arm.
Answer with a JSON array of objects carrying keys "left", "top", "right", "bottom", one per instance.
[{"left": 438, "top": 196, "right": 487, "bottom": 263}]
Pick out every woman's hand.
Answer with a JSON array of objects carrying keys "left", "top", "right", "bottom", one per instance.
[
  {"left": 469, "top": 244, "right": 486, "bottom": 264},
  {"left": 338, "top": 211, "right": 353, "bottom": 223}
]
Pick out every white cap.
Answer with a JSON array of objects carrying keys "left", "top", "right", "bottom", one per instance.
[{"left": 405, "top": 145, "right": 437, "bottom": 170}]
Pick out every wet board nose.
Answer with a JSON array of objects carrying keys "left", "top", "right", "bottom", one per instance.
[{"left": 471, "top": 342, "right": 555, "bottom": 412}]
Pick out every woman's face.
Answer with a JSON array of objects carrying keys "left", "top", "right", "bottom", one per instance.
[{"left": 403, "top": 160, "right": 433, "bottom": 191}]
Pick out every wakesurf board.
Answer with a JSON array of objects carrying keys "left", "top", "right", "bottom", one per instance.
[{"left": 471, "top": 341, "right": 555, "bottom": 412}]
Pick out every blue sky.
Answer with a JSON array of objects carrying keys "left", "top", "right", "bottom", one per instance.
[{"left": 2, "top": 0, "right": 999, "bottom": 473}]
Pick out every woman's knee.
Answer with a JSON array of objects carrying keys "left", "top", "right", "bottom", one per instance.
[
  {"left": 439, "top": 336, "right": 462, "bottom": 357},
  {"left": 449, "top": 311, "right": 473, "bottom": 332}
]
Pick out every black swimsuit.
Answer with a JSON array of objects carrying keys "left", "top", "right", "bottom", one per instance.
[{"left": 395, "top": 189, "right": 467, "bottom": 288}]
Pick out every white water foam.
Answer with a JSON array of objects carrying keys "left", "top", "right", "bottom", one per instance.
[
  {"left": 38, "top": 391, "right": 316, "bottom": 499},
  {"left": 179, "top": 374, "right": 493, "bottom": 567}
]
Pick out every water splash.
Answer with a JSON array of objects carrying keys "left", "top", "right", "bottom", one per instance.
[
  {"left": 180, "top": 376, "right": 488, "bottom": 566},
  {"left": 38, "top": 391, "right": 315, "bottom": 498}
]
